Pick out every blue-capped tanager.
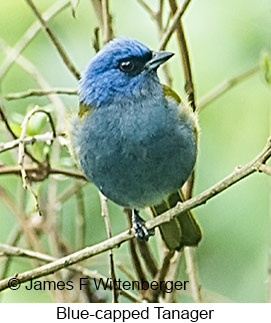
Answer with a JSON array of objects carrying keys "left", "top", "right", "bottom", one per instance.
[{"left": 71, "top": 37, "right": 202, "bottom": 250}]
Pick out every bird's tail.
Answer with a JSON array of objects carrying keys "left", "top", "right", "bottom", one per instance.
[{"left": 151, "top": 190, "right": 202, "bottom": 250}]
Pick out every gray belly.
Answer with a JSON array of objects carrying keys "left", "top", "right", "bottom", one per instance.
[{"left": 75, "top": 105, "right": 197, "bottom": 208}]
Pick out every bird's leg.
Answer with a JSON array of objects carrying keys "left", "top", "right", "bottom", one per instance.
[{"left": 132, "top": 209, "right": 155, "bottom": 241}]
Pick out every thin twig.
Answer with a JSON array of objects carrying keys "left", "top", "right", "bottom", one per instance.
[
  {"left": 197, "top": 65, "right": 261, "bottom": 110},
  {"left": 136, "top": 0, "right": 156, "bottom": 18},
  {"left": 0, "top": 102, "right": 16, "bottom": 141},
  {"left": 46, "top": 141, "right": 69, "bottom": 302},
  {"left": 101, "top": 0, "right": 114, "bottom": 43},
  {"left": 0, "top": 132, "right": 55, "bottom": 154},
  {"left": 99, "top": 192, "right": 118, "bottom": 303},
  {"left": 182, "top": 172, "right": 195, "bottom": 200},
  {"left": 182, "top": 172, "right": 202, "bottom": 302},
  {"left": 158, "top": 0, "right": 191, "bottom": 50},
  {"left": 0, "top": 0, "right": 70, "bottom": 80},
  {"left": 163, "top": 11, "right": 172, "bottom": 33},
  {"left": 157, "top": 0, "right": 173, "bottom": 86},
  {"left": 75, "top": 188, "right": 86, "bottom": 250},
  {"left": 0, "top": 186, "right": 44, "bottom": 253},
  {"left": 57, "top": 181, "right": 87, "bottom": 205},
  {"left": 0, "top": 39, "right": 66, "bottom": 131},
  {"left": 182, "top": 171, "right": 201, "bottom": 303},
  {"left": 70, "top": 0, "right": 81, "bottom": 18},
  {"left": 18, "top": 106, "right": 56, "bottom": 215},
  {"left": 91, "top": 0, "right": 103, "bottom": 29},
  {"left": 148, "top": 250, "right": 175, "bottom": 302},
  {"left": 5, "top": 88, "right": 77, "bottom": 100},
  {"left": 0, "top": 228, "right": 133, "bottom": 292},
  {"left": 116, "top": 262, "right": 137, "bottom": 282},
  {"left": 91, "top": 0, "right": 114, "bottom": 44},
  {"left": 163, "top": 252, "right": 182, "bottom": 302},
  {"left": 0, "top": 164, "right": 86, "bottom": 181},
  {"left": 92, "top": 27, "right": 101, "bottom": 53},
  {"left": 158, "top": 0, "right": 165, "bottom": 23},
  {"left": 25, "top": 0, "right": 80, "bottom": 79},
  {"left": 0, "top": 226, "right": 21, "bottom": 281},
  {"left": 0, "top": 138, "right": 271, "bottom": 292},
  {"left": 128, "top": 239, "right": 147, "bottom": 296},
  {"left": 136, "top": 240, "right": 158, "bottom": 278},
  {"left": 184, "top": 247, "right": 202, "bottom": 302},
  {"left": 0, "top": 101, "right": 40, "bottom": 164},
  {"left": 18, "top": 106, "right": 56, "bottom": 183},
  {"left": 125, "top": 210, "right": 148, "bottom": 294},
  {"left": 168, "top": 0, "right": 196, "bottom": 111},
  {"left": 0, "top": 243, "right": 141, "bottom": 302},
  {"left": 137, "top": 0, "right": 172, "bottom": 85},
  {"left": 259, "top": 164, "right": 271, "bottom": 176},
  {"left": 47, "top": 166, "right": 86, "bottom": 179}
]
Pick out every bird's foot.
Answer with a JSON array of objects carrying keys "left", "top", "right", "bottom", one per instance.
[{"left": 132, "top": 209, "right": 155, "bottom": 241}]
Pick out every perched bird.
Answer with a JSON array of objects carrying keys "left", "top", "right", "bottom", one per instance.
[{"left": 71, "top": 37, "right": 202, "bottom": 250}]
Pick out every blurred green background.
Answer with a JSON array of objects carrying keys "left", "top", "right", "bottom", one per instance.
[{"left": 0, "top": 0, "right": 271, "bottom": 302}]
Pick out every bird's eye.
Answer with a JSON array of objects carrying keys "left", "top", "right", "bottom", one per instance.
[
  {"left": 118, "top": 53, "right": 152, "bottom": 75},
  {"left": 119, "top": 60, "right": 135, "bottom": 73}
]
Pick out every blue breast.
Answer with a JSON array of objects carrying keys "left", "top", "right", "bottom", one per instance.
[{"left": 75, "top": 97, "right": 197, "bottom": 208}]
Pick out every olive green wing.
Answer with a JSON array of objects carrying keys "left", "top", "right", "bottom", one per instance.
[{"left": 151, "top": 189, "right": 202, "bottom": 250}]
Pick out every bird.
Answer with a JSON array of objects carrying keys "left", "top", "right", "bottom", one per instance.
[{"left": 71, "top": 37, "right": 202, "bottom": 250}]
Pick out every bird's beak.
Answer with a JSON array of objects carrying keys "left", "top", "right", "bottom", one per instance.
[{"left": 145, "top": 51, "right": 174, "bottom": 71}]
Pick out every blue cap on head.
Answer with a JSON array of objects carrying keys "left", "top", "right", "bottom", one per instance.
[
  {"left": 100, "top": 37, "right": 152, "bottom": 60},
  {"left": 79, "top": 37, "right": 172, "bottom": 108}
]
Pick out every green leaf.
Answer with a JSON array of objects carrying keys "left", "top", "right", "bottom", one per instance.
[{"left": 27, "top": 112, "right": 48, "bottom": 136}]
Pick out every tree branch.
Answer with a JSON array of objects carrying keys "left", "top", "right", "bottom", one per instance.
[
  {"left": 0, "top": 39, "right": 66, "bottom": 131},
  {"left": 137, "top": 0, "right": 172, "bottom": 86},
  {"left": 0, "top": 138, "right": 270, "bottom": 292},
  {"left": 0, "top": 132, "right": 55, "bottom": 154},
  {"left": 91, "top": 0, "right": 114, "bottom": 44},
  {"left": 0, "top": 101, "right": 40, "bottom": 164},
  {"left": 158, "top": 0, "right": 191, "bottom": 50},
  {"left": 99, "top": 192, "right": 118, "bottom": 303},
  {"left": 0, "top": 0, "right": 70, "bottom": 80},
  {"left": 168, "top": 0, "right": 196, "bottom": 111},
  {"left": 25, "top": 0, "right": 80, "bottom": 79},
  {"left": 18, "top": 106, "right": 56, "bottom": 188},
  {"left": 5, "top": 88, "right": 77, "bottom": 100},
  {"left": 136, "top": 240, "right": 158, "bottom": 278},
  {"left": 184, "top": 247, "right": 202, "bottom": 302},
  {"left": 136, "top": 0, "right": 157, "bottom": 18},
  {"left": 75, "top": 188, "right": 86, "bottom": 250},
  {"left": 0, "top": 227, "right": 21, "bottom": 282},
  {"left": 0, "top": 243, "right": 141, "bottom": 302},
  {"left": 0, "top": 164, "right": 86, "bottom": 181},
  {"left": 197, "top": 65, "right": 261, "bottom": 110},
  {"left": 17, "top": 106, "right": 56, "bottom": 215},
  {"left": 101, "top": 0, "right": 114, "bottom": 43},
  {"left": 149, "top": 250, "right": 175, "bottom": 301}
]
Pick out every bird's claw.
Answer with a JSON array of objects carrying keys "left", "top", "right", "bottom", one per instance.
[{"left": 132, "top": 209, "right": 155, "bottom": 241}]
